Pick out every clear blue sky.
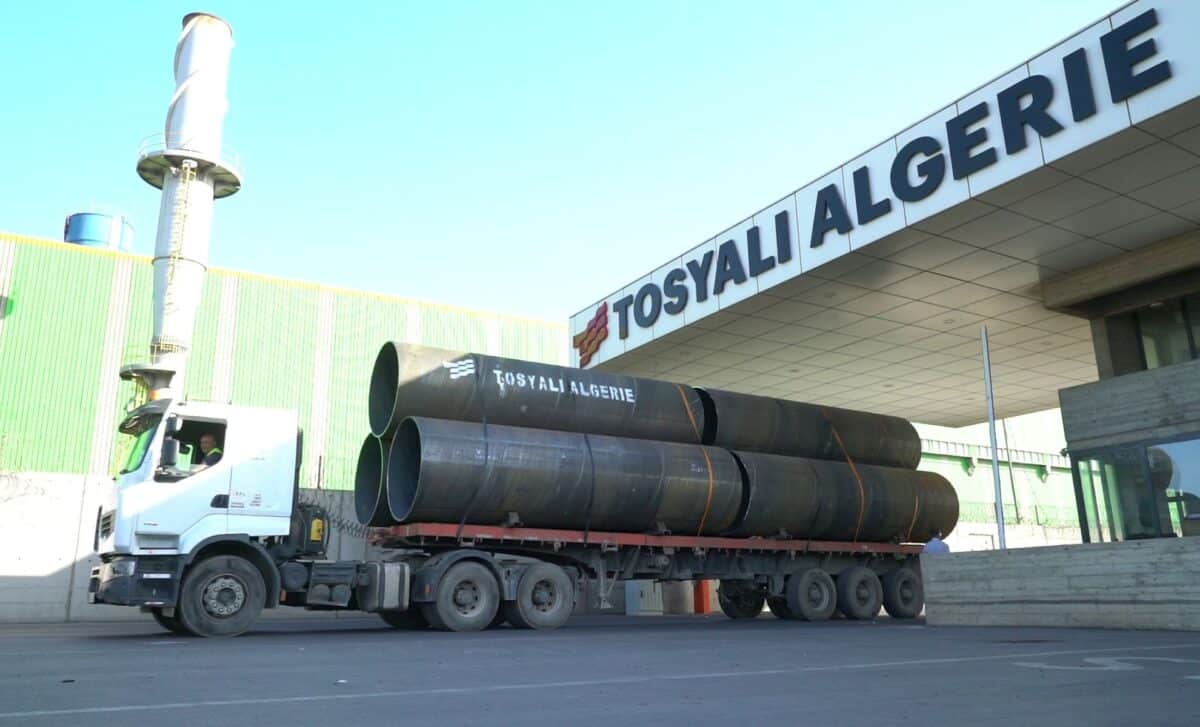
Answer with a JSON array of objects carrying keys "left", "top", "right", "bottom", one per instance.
[{"left": 0, "top": 0, "right": 1120, "bottom": 322}]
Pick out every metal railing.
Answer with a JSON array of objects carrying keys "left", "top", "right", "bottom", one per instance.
[{"left": 136, "top": 133, "right": 244, "bottom": 178}]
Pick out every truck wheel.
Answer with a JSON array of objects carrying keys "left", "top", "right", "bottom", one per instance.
[
  {"left": 177, "top": 555, "right": 266, "bottom": 638},
  {"left": 836, "top": 566, "right": 883, "bottom": 620},
  {"left": 767, "top": 597, "right": 797, "bottom": 620},
  {"left": 379, "top": 608, "right": 428, "bottom": 630},
  {"left": 502, "top": 563, "right": 574, "bottom": 630},
  {"left": 421, "top": 561, "right": 499, "bottom": 632},
  {"left": 881, "top": 567, "right": 924, "bottom": 619},
  {"left": 717, "top": 581, "right": 764, "bottom": 619},
  {"left": 785, "top": 569, "right": 837, "bottom": 621},
  {"left": 151, "top": 608, "right": 192, "bottom": 635}
]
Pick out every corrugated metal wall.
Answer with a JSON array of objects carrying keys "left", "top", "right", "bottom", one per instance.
[{"left": 0, "top": 232, "right": 568, "bottom": 484}]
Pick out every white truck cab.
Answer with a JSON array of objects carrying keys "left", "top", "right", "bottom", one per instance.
[
  {"left": 89, "top": 398, "right": 330, "bottom": 636},
  {"left": 99, "top": 399, "right": 300, "bottom": 556}
]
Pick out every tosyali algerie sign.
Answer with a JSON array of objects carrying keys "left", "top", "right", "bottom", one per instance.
[{"left": 571, "top": 4, "right": 1190, "bottom": 367}]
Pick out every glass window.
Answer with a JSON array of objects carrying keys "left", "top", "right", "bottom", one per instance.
[
  {"left": 1136, "top": 300, "right": 1193, "bottom": 369},
  {"left": 1073, "top": 447, "right": 1172, "bottom": 541},
  {"left": 1186, "top": 295, "right": 1200, "bottom": 354},
  {"left": 1147, "top": 436, "right": 1200, "bottom": 538},
  {"left": 118, "top": 415, "right": 161, "bottom": 474},
  {"left": 1075, "top": 458, "right": 1114, "bottom": 542}
]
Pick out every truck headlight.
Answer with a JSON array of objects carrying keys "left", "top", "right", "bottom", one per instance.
[{"left": 110, "top": 559, "right": 136, "bottom": 577}]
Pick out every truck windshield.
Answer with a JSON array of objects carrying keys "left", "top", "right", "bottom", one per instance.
[{"left": 118, "top": 415, "right": 162, "bottom": 475}]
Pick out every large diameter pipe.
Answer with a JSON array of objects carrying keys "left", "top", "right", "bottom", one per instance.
[
  {"left": 369, "top": 342, "right": 706, "bottom": 443},
  {"left": 729, "top": 451, "right": 958, "bottom": 542},
  {"left": 699, "top": 389, "right": 922, "bottom": 469},
  {"left": 381, "top": 417, "right": 741, "bottom": 534},
  {"left": 354, "top": 434, "right": 392, "bottom": 527}
]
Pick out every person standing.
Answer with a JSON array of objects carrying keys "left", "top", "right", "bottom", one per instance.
[{"left": 923, "top": 529, "right": 950, "bottom": 554}]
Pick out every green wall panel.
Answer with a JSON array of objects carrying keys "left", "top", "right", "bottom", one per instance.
[{"left": 0, "top": 243, "right": 114, "bottom": 473}]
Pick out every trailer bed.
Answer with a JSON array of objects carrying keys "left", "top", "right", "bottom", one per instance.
[{"left": 372, "top": 522, "right": 924, "bottom": 556}]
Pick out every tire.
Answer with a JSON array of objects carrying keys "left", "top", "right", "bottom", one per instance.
[
  {"left": 176, "top": 555, "right": 266, "bottom": 638},
  {"left": 881, "top": 567, "right": 924, "bottom": 619},
  {"left": 379, "top": 608, "right": 429, "bottom": 630},
  {"left": 151, "top": 608, "right": 192, "bottom": 635},
  {"left": 502, "top": 563, "right": 575, "bottom": 630},
  {"left": 836, "top": 566, "right": 883, "bottom": 620},
  {"left": 785, "top": 569, "right": 837, "bottom": 622},
  {"left": 422, "top": 561, "right": 500, "bottom": 632},
  {"left": 717, "top": 580, "right": 764, "bottom": 619},
  {"left": 767, "top": 597, "right": 797, "bottom": 620}
]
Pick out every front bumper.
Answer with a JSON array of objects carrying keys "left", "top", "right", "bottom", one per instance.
[{"left": 88, "top": 556, "right": 182, "bottom": 607}]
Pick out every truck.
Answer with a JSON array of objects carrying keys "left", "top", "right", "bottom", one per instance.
[{"left": 89, "top": 397, "right": 928, "bottom": 637}]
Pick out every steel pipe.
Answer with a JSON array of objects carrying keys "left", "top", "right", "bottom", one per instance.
[
  {"left": 699, "top": 389, "right": 922, "bottom": 469},
  {"left": 368, "top": 342, "right": 707, "bottom": 443},
  {"left": 382, "top": 416, "right": 742, "bottom": 534},
  {"left": 354, "top": 434, "right": 393, "bottom": 527},
  {"left": 729, "top": 451, "right": 958, "bottom": 542}
]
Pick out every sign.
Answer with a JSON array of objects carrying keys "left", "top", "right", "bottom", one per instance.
[{"left": 572, "top": 4, "right": 1187, "bottom": 368}]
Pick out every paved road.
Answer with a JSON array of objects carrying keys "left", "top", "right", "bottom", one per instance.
[{"left": 0, "top": 615, "right": 1197, "bottom": 726}]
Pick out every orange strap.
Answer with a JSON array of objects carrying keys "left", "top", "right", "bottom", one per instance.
[
  {"left": 695, "top": 447, "right": 716, "bottom": 537},
  {"left": 905, "top": 487, "right": 922, "bottom": 543},
  {"left": 822, "top": 407, "right": 866, "bottom": 543},
  {"left": 674, "top": 384, "right": 713, "bottom": 535},
  {"left": 674, "top": 384, "right": 702, "bottom": 441}
]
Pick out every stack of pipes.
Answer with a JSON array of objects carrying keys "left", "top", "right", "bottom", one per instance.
[{"left": 354, "top": 343, "right": 958, "bottom": 543}]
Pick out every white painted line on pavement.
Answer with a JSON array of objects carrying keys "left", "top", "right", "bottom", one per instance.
[{"left": 2, "top": 642, "right": 1199, "bottom": 719}]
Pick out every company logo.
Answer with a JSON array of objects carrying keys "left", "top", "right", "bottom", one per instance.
[
  {"left": 572, "top": 303, "right": 609, "bottom": 367},
  {"left": 442, "top": 358, "right": 476, "bottom": 379}
]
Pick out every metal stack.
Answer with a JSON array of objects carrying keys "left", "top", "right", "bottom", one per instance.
[{"left": 355, "top": 342, "right": 958, "bottom": 542}]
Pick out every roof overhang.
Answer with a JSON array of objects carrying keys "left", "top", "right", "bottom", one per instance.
[{"left": 570, "top": 0, "right": 1200, "bottom": 426}]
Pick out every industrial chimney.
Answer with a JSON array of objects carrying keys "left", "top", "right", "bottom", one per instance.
[{"left": 123, "top": 12, "right": 242, "bottom": 400}]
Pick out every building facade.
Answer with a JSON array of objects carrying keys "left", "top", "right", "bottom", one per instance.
[
  {"left": 570, "top": 0, "right": 1200, "bottom": 549},
  {"left": 0, "top": 231, "right": 567, "bottom": 488}
]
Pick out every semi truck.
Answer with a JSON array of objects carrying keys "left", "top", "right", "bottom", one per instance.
[{"left": 88, "top": 397, "right": 928, "bottom": 637}]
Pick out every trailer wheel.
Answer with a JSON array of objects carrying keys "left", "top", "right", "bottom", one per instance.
[
  {"left": 881, "top": 567, "right": 924, "bottom": 619},
  {"left": 421, "top": 561, "right": 500, "bottom": 632},
  {"left": 785, "top": 569, "right": 837, "bottom": 621},
  {"left": 836, "top": 567, "right": 883, "bottom": 620},
  {"left": 151, "top": 608, "right": 192, "bottom": 635},
  {"left": 502, "top": 563, "right": 574, "bottom": 630},
  {"left": 379, "top": 608, "right": 429, "bottom": 630},
  {"left": 717, "top": 581, "right": 764, "bottom": 619},
  {"left": 767, "top": 597, "right": 797, "bottom": 620},
  {"left": 176, "top": 555, "right": 266, "bottom": 638}
]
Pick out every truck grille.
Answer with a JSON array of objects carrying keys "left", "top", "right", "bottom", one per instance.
[{"left": 99, "top": 510, "right": 115, "bottom": 539}]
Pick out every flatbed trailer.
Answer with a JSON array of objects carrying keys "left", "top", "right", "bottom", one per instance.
[{"left": 361, "top": 522, "right": 926, "bottom": 631}]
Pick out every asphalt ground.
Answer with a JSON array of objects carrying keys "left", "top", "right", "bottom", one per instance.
[{"left": 0, "top": 614, "right": 1197, "bottom": 726}]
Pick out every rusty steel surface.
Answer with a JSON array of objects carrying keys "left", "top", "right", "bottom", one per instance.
[
  {"left": 381, "top": 416, "right": 741, "bottom": 534},
  {"left": 699, "top": 388, "right": 922, "bottom": 468},
  {"left": 353, "top": 434, "right": 392, "bottom": 527},
  {"left": 730, "top": 451, "right": 959, "bottom": 541},
  {"left": 368, "top": 342, "right": 707, "bottom": 442}
]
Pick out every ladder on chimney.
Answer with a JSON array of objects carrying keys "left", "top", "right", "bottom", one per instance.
[{"left": 151, "top": 159, "right": 198, "bottom": 360}]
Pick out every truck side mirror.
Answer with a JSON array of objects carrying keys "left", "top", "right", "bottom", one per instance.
[
  {"left": 165, "top": 415, "right": 181, "bottom": 436},
  {"left": 161, "top": 437, "right": 179, "bottom": 468}
]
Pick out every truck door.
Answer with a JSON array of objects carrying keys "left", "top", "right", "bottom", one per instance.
[
  {"left": 135, "top": 418, "right": 231, "bottom": 550},
  {"left": 226, "top": 409, "right": 297, "bottom": 538}
]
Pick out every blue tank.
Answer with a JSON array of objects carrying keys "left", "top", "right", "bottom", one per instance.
[{"left": 63, "top": 212, "right": 134, "bottom": 251}]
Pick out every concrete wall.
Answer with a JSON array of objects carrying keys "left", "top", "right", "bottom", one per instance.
[
  {"left": 0, "top": 473, "right": 140, "bottom": 623},
  {"left": 1060, "top": 357, "right": 1200, "bottom": 451},
  {"left": 922, "top": 537, "right": 1200, "bottom": 631}
]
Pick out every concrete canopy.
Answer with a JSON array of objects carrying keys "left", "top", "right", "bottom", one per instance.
[{"left": 570, "top": 0, "right": 1200, "bottom": 427}]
